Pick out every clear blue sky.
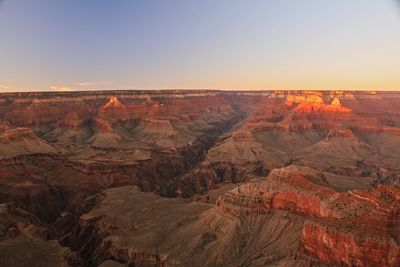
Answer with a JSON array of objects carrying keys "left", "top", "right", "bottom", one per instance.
[{"left": 1, "top": 0, "right": 400, "bottom": 92}]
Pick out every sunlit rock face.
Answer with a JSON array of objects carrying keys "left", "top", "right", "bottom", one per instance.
[
  {"left": 101, "top": 96, "right": 122, "bottom": 109},
  {"left": 1, "top": 90, "right": 400, "bottom": 266},
  {"left": 216, "top": 166, "right": 400, "bottom": 266},
  {"left": 288, "top": 94, "right": 352, "bottom": 113},
  {"left": 98, "top": 96, "right": 129, "bottom": 119}
]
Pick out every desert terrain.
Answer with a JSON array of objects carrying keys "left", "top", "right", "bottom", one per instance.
[{"left": 0, "top": 90, "right": 399, "bottom": 266}]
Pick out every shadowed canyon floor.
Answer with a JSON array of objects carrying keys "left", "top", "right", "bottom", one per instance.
[{"left": 0, "top": 90, "right": 400, "bottom": 266}]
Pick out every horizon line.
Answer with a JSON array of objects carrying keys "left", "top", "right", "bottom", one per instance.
[{"left": 1, "top": 88, "right": 400, "bottom": 94}]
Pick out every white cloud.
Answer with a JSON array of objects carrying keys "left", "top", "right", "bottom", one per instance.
[
  {"left": 0, "top": 84, "right": 10, "bottom": 91},
  {"left": 49, "top": 81, "right": 115, "bottom": 92},
  {"left": 50, "top": 86, "right": 75, "bottom": 92},
  {"left": 76, "top": 81, "right": 95, "bottom": 86},
  {"left": 76, "top": 81, "right": 114, "bottom": 87}
]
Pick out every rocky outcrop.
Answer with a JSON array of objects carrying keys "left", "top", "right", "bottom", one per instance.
[
  {"left": 216, "top": 166, "right": 342, "bottom": 218},
  {"left": 70, "top": 185, "right": 307, "bottom": 267},
  {"left": 0, "top": 128, "right": 36, "bottom": 142},
  {"left": 98, "top": 96, "right": 130, "bottom": 121},
  {"left": 68, "top": 166, "right": 400, "bottom": 267},
  {"left": 0, "top": 128, "right": 58, "bottom": 159},
  {"left": 300, "top": 222, "right": 400, "bottom": 267},
  {"left": 292, "top": 95, "right": 352, "bottom": 113},
  {"left": 215, "top": 166, "right": 400, "bottom": 266}
]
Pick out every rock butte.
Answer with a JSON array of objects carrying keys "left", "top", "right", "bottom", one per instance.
[{"left": 0, "top": 90, "right": 400, "bottom": 266}]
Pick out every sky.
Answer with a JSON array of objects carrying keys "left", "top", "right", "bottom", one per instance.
[{"left": 0, "top": 0, "right": 400, "bottom": 92}]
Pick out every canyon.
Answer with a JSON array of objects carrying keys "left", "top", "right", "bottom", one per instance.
[{"left": 0, "top": 90, "right": 400, "bottom": 266}]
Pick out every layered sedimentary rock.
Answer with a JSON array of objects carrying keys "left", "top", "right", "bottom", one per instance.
[
  {"left": 68, "top": 166, "right": 399, "bottom": 266},
  {"left": 0, "top": 127, "right": 58, "bottom": 158},
  {"left": 1, "top": 90, "right": 400, "bottom": 266},
  {"left": 179, "top": 91, "right": 400, "bottom": 195},
  {"left": 216, "top": 166, "right": 400, "bottom": 266},
  {"left": 71, "top": 184, "right": 306, "bottom": 266}
]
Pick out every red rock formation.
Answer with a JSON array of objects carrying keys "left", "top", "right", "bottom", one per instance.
[
  {"left": 301, "top": 222, "right": 400, "bottom": 267},
  {"left": 57, "top": 111, "right": 86, "bottom": 127},
  {"left": 216, "top": 166, "right": 400, "bottom": 266},
  {"left": 1, "top": 90, "right": 400, "bottom": 266},
  {"left": 216, "top": 166, "right": 343, "bottom": 218},
  {"left": 0, "top": 128, "right": 37, "bottom": 143}
]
